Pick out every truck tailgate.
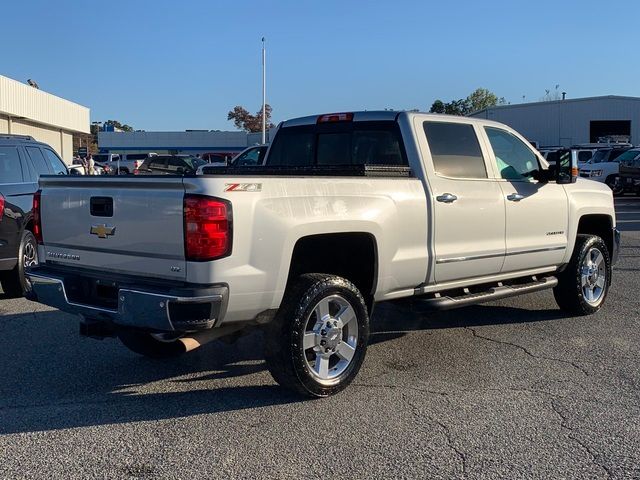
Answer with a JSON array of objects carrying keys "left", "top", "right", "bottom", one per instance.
[{"left": 39, "top": 176, "right": 187, "bottom": 280}]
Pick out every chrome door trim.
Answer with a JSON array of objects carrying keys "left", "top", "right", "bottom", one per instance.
[{"left": 436, "top": 246, "right": 566, "bottom": 264}]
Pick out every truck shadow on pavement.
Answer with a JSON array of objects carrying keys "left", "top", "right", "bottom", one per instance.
[
  {"left": 369, "top": 302, "right": 567, "bottom": 345},
  {"left": 0, "top": 301, "right": 575, "bottom": 434}
]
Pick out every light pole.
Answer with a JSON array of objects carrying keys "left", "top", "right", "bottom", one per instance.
[{"left": 261, "top": 37, "right": 266, "bottom": 145}]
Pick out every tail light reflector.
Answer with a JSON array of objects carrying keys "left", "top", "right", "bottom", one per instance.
[
  {"left": 184, "top": 195, "right": 231, "bottom": 261},
  {"left": 0, "top": 194, "right": 4, "bottom": 222},
  {"left": 33, "top": 190, "right": 43, "bottom": 244}
]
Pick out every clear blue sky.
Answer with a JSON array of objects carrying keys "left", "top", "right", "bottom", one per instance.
[{"left": 3, "top": 0, "right": 638, "bottom": 131}]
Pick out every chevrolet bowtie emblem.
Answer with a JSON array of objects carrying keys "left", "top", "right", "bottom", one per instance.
[{"left": 90, "top": 224, "right": 116, "bottom": 238}]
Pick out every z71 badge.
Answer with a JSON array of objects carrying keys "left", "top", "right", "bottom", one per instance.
[{"left": 224, "top": 183, "right": 262, "bottom": 192}]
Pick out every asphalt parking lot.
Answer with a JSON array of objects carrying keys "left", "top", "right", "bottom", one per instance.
[{"left": 1, "top": 197, "right": 638, "bottom": 479}]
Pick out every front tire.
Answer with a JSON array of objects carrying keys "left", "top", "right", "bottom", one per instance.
[
  {"left": 0, "top": 230, "right": 38, "bottom": 297},
  {"left": 118, "top": 329, "right": 186, "bottom": 358},
  {"left": 554, "top": 234, "right": 611, "bottom": 315},
  {"left": 264, "top": 274, "right": 370, "bottom": 397}
]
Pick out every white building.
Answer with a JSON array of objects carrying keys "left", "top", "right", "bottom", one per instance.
[
  {"left": 469, "top": 95, "right": 640, "bottom": 147},
  {"left": 0, "top": 74, "right": 90, "bottom": 163}
]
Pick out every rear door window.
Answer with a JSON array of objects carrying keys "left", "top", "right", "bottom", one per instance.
[
  {"left": 25, "top": 146, "right": 52, "bottom": 176},
  {"left": 423, "top": 122, "right": 487, "bottom": 178},
  {"left": 0, "top": 147, "right": 24, "bottom": 183},
  {"left": 43, "top": 149, "right": 67, "bottom": 175}
]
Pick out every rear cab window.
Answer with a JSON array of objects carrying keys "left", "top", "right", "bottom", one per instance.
[{"left": 266, "top": 121, "right": 408, "bottom": 167}]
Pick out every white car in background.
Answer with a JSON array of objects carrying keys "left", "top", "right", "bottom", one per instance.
[{"left": 578, "top": 146, "right": 632, "bottom": 193}]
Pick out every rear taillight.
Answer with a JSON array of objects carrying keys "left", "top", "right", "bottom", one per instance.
[
  {"left": 184, "top": 195, "right": 231, "bottom": 261},
  {"left": 33, "top": 190, "right": 43, "bottom": 244},
  {"left": 134, "top": 160, "right": 143, "bottom": 168},
  {"left": 0, "top": 194, "right": 4, "bottom": 222}
]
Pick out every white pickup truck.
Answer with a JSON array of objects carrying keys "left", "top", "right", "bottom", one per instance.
[{"left": 25, "top": 111, "right": 620, "bottom": 397}]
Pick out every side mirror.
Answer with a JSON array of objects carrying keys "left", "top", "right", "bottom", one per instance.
[{"left": 556, "top": 149, "right": 578, "bottom": 184}]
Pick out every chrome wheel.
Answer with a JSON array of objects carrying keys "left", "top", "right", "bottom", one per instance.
[
  {"left": 23, "top": 238, "right": 38, "bottom": 268},
  {"left": 581, "top": 247, "right": 606, "bottom": 306},
  {"left": 303, "top": 295, "right": 359, "bottom": 384}
]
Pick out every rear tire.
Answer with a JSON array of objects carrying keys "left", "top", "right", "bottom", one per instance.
[
  {"left": 1, "top": 230, "right": 38, "bottom": 297},
  {"left": 118, "top": 329, "right": 186, "bottom": 358},
  {"left": 264, "top": 274, "right": 370, "bottom": 397},
  {"left": 554, "top": 234, "right": 611, "bottom": 315}
]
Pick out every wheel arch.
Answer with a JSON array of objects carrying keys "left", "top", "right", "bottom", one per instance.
[
  {"left": 285, "top": 232, "right": 378, "bottom": 312},
  {"left": 576, "top": 214, "right": 614, "bottom": 258}
]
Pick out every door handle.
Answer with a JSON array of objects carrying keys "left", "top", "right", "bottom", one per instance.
[
  {"left": 506, "top": 193, "right": 525, "bottom": 202},
  {"left": 436, "top": 193, "right": 458, "bottom": 203}
]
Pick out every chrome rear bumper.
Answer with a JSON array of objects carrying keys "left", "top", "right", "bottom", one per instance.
[{"left": 26, "top": 268, "right": 228, "bottom": 332}]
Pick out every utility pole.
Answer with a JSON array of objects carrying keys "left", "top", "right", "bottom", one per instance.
[{"left": 261, "top": 37, "right": 266, "bottom": 145}]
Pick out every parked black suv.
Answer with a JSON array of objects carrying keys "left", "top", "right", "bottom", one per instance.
[
  {"left": 616, "top": 148, "right": 640, "bottom": 195},
  {"left": 0, "top": 135, "right": 67, "bottom": 296}
]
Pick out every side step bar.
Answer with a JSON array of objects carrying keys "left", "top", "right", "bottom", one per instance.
[{"left": 411, "top": 276, "right": 558, "bottom": 311}]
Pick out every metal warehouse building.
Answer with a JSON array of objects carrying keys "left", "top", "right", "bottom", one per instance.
[
  {"left": 98, "top": 130, "right": 270, "bottom": 156},
  {"left": 469, "top": 95, "right": 640, "bottom": 147},
  {"left": 0, "top": 74, "right": 90, "bottom": 163}
]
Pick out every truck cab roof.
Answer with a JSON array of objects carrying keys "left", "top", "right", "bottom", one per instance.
[{"left": 279, "top": 111, "right": 510, "bottom": 129}]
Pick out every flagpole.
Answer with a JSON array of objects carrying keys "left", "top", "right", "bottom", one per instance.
[{"left": 261, "top": 37, "right": 266, "bottom": 145}]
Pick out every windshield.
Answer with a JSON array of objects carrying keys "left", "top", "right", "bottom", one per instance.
[
  {"left": 93, "top": 154, "right": 109, "bottom": 162},
  {"left": 589, "top": 150, "right": 609, "bottom": 164},
  {"left": 183, "top": 157, "right": 207, "bottom": 170}
]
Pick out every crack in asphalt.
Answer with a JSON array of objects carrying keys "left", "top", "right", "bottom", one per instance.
[
  {"left": 465, "top": 327, "right": 590, "bottom": 376},
  {"left": 353, "top": 382, "right": 449, "bottom": 397},
  {"left": 549, "top": 399, "right": 613, "bottom": 480},
  {"left": 401, "top": 392, "right": 467, "bottom": 478}
]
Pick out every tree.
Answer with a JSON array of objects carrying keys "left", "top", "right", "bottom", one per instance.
[
  {"left": 227, "top": 104, "right": 275, "bottom": 132},
  {"left": 466, "top": 88, "right": 499, "bottom": 113},
  {"left": 444, "top": 99, "right": 471, "bottom": 116},
  {"left": 429, "top": 88, "right": 504, "bottom": 116},
  {"left": 429, "top": 100, "right": 445, "bottom": 113},
  {"left": 429, "top": 98, "right": 470, "bottom": 115}
]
